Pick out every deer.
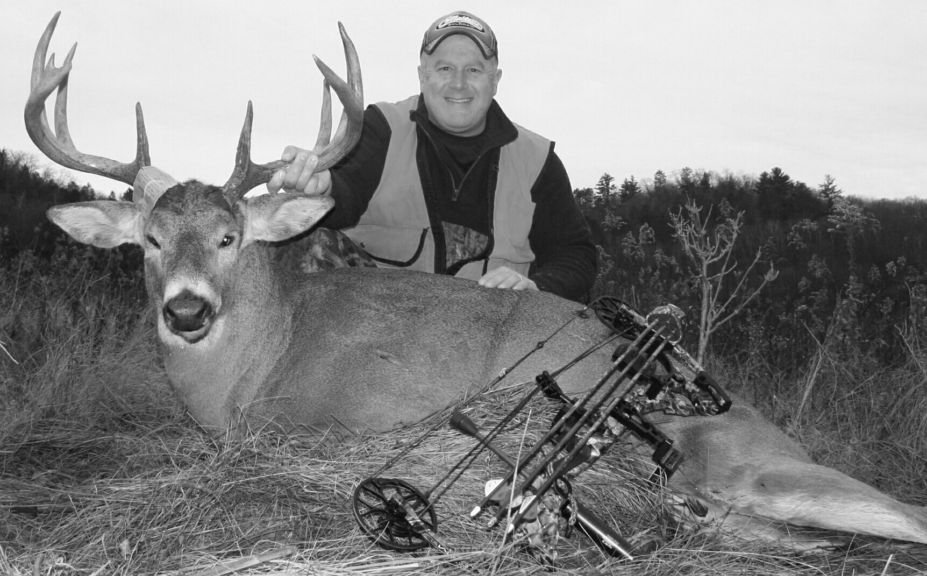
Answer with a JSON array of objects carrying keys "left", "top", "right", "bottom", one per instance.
[{"left": 26, "top": 12, "right": 927, "bottom": 549}]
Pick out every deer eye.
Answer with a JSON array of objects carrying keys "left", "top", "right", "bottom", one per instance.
[{"left": 219, "top": 235, "right": 236, "bottom": 248}]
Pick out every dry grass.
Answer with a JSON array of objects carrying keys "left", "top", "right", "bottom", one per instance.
[{"left": 2, "top": 253, "right": 926, "bottom": 575}]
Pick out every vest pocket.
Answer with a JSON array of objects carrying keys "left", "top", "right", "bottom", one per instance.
[{"left": 443, "top": 222, "right": 491, "bottom": 275}]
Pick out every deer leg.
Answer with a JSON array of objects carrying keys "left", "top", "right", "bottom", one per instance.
[{"left": 654, "top": 405, "right": 927, "bottom": 546}]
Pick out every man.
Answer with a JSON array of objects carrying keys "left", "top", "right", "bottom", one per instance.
[{"left": 268, "top": 11, "right": 596, "bottom": 301}]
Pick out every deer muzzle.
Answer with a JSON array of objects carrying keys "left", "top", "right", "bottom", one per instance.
[{"left": 163, "top": 290, "right": 215, "bottom": 343}]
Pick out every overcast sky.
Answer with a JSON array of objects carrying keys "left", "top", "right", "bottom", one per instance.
[{"left": 3, "top": 1, "right": 926, "bottom": 200}]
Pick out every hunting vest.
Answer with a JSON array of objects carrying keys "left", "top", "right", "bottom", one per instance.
[{"left": 342, "top": 96, "right": 550, "bottom": 280}]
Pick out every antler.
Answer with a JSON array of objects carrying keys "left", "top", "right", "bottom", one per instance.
[
  {"left": 25, "top": 12, "right": 151, "bottom": 186},
  {"left": 222, "top": 22, "right": 364, "bottom": 198}
]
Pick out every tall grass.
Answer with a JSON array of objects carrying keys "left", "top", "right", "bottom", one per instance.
[
  {"left": 1, "top": 243, "right": 925, "bottom": 575},
  {"left": 713, "top": 318, "right": 927, "bottom": 508},
  {"left": 1, "top": 241, "right": 172, "bottom": 442}
]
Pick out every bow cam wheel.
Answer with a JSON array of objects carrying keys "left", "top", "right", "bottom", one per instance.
[
  {"left": 591, "top": 297, "right": 638, "bottom": 335},
  {"left": 352, "top": 477, "right": 438, "bottom": 551}
]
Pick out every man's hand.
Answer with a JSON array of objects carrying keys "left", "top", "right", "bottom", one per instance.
[
  {"left": 267, "top": 146, "right": 333, "bottom": 195},
  {"left": 478, "top": 266, "right": 538, "bottom": 291}
]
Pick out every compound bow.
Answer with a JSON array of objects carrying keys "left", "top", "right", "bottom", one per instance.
[{"left": 352, "top": 296, "right": 731, "bottom": 563}]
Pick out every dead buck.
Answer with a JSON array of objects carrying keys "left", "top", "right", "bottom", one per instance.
[{"left": 28, "top": 12, "right": 927, "bottom": 549}]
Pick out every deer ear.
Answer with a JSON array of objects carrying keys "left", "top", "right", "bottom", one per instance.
[
  {"left": 47, "top": 201, "right": 143, "bottom": 248},
  {"left": 239, "top": 193, "right": 334, "bottom": 246}
]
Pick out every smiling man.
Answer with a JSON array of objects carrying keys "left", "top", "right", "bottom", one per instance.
[{"left": 269, "top": 11, "right": 596, "bottom": 301}]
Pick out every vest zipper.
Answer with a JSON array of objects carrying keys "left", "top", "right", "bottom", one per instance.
[
  {"left": 451, "top": 152, "right": 490, "bottom": 202},
  {"left": 418, "top": 127, "right": 486, "bottom": 203}
]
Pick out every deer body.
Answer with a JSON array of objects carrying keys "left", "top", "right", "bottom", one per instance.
[
  {"left": 185, "top": 266, "right": 615, "bottom": 432},
  {"left": 142, "top": 238, "right": 927, "bottom": 545},
  {"left": 27, "top": 12, "right": 927, "bottom": 550},
  {"left": 149, "top": 230, "right": 927, "bottom": 545}
]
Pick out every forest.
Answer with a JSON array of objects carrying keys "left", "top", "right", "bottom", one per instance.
[{"left": 576, "top": 167, "right": 927, "bottom": 365}]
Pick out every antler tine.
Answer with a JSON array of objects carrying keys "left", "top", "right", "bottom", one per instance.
[
  {"left": 314, "top": 79, "right": 333, "bottom": 151},
  {"left": 312, "top": 21, "right": 364, "bottom": 169},
  {"left": 25, "top": 12, "right": 151, "bottom": 186},
  {"left": 222, "top": 101, "right": 280, "bottom": 197},
  {"left": 223, "top": 22, "right": 364, "bottom": 198}
]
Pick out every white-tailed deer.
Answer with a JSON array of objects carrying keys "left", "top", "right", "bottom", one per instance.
[{"left": 28, "top": 13, "right": 927, "bottom": 548}]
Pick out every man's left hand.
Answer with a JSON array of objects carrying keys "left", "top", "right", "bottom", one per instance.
[{"left": 478, "top": 267, "right": 538, "bottom": 291}]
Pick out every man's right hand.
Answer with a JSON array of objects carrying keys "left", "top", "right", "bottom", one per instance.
[{"left": 267, "top": 145, "right": 333, "bottom": 196}]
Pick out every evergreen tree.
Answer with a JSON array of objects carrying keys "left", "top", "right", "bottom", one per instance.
[
  {"left": 619, "top": 176, "right": 640, "bottom": 202},
  {"left": 595, "top": 173, "right": 616, "bottom": 205},
  {"left": 817, "top": 175, "right": 842, "bottom": 210}
]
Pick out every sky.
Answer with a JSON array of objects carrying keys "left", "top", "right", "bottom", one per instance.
[{"left": 2, "top": 1, "right": 926, "bottom": 200}]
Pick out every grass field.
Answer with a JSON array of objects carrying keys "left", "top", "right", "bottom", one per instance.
[{"left": 2, "top": 247, "right": 926, "bottom": 575}]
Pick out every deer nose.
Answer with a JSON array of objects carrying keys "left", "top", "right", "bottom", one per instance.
[{"left": 163, "top": 290, "right": 215, "bottom": 335}]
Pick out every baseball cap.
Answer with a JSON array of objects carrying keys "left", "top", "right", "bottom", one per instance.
[{"left": 420, "top": 11, "right": 498, "bottom": 60}]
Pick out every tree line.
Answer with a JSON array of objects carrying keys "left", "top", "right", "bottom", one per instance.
[{"left": 575, "top": 166, "right": 927, "bottom": 372}]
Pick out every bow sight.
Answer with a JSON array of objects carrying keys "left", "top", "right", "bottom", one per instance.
[{"left": 352, "top": 296, "right": 731, "bottom": 562}]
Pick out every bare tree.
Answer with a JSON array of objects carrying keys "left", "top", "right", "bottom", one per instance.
[{"left": 670, "top": 199, "right": 778, "bottom": 363}]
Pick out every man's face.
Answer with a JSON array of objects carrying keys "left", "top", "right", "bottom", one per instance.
[{"left": 418, "top": 34, "right": 502, "bottom": 137}]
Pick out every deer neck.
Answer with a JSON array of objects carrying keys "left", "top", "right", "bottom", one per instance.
[{"left": 159, "top": 242, "right": 294, "bottom": 432}]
